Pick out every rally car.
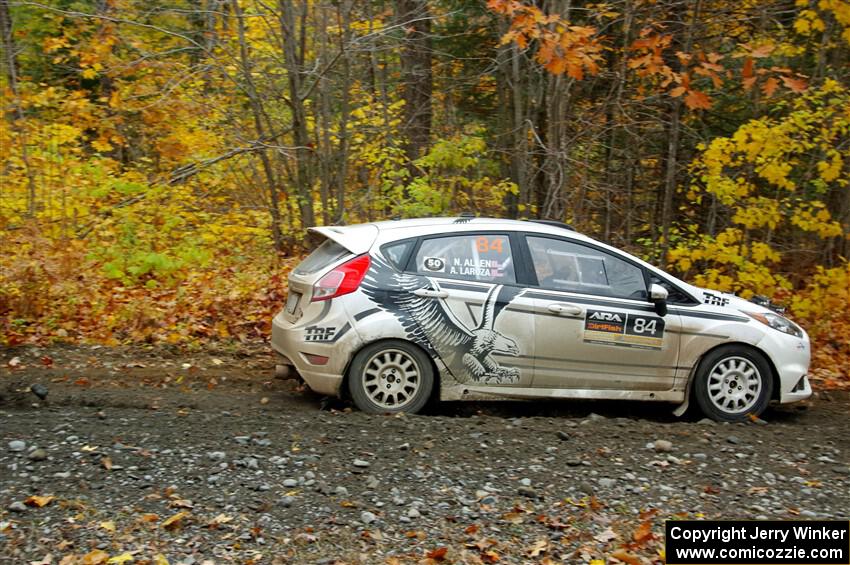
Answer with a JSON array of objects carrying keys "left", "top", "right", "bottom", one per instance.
[{"left": 271, "top": 217, "right": 811, "bottom": 421}]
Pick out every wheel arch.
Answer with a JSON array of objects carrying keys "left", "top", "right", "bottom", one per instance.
[
  {"left": 339, "top": 337, "right": 442, "bottom": 403},
  {"left": 689, "top": 341, "right": 781, "bottom": 402}
]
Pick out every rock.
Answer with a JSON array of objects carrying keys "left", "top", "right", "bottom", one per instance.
[
  {"left": 566, "top": 459, "right": 582, "bottom": 467},
  {"left": 654, "top": 440, "right": 674, "bottom": 453},
  {"left": 366, "top": 476, "right": 380, "bottom": 490},
  {"left": 28, "top": 448, "right": 47, "bottom": 461},
  {"left": 334, "top": 486, "right": 349, "bottom": 497},
  {"left": 832, "top": 466, "right": 850, "bottom": 475},
  {"left": 7, "top": 501, "right": 27, "bottom": 512},
  {"left": 8, "top": 440, "right": 26, "bottom": 452},
  {"left": 556, "top": 431, "right": 570, "bottom": 441},
  {"left": 53, "top": 471, "right": 71, "bottom": 479},
  {"left": 518, "top": 486, "right": 537, "bottom": 498},
  {"left": 399, "top": 443, "right": 410, "bottom": 451},
  {"left": 279, "top": 496, "right": 294, "bottom": 508},
  {"left": 698, "top": 418, "right": 716, "bottom": 425},
  {"left": 207, "top": 451, "right": 226, "bottom": 461},
  {"left": 353, "top": 459, "right": 370, "bottom": 468},
  {"left": 519, "top": 477, "right": 532, "bottom": 487},
  {"left": 407, "top": 508, "right": 421, "bottom": 519},
  {"left": 30, "top": 383, "right": 49, "bottom": 400},
  {"left": 727, "top": 436, "right": 740, "bottom": 445},
  {"left": 598, "top": 478, "right": 616, "bottom": 488},
  {"left": 283, "top": 479, "right": 298, "bottom": 488},
  {"left": 360, "top": 511, "right": 377, "bottom": 524}
]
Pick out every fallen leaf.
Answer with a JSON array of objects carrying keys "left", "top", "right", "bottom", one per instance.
[
  {"left": 99, "top": 521, "right": 116, "bottom": 533},
  {"left": 101, "top": 456, "right": 113, "bottom": 471},
  {"left": 612, "top": 549, "right": 641, "bottom": 565},
  {"left": 464, "top": 524, "right": 479, "bottom": 535},
  {"left": 139, "top": 513, "right": 159, "bottom": 523},
  {"left": 207, "top": 514, "right": 232, "bottom": 529},
  {"left": 81, "top": 550, "right": 109, "bottom": 565},
  {"left": 161, "top": 511, "right": 189, "bottom": 531},
  {"left": 594, "top": 527, "right": 618, "bottom": 543},
  {"left": 633, "top": 520, "right": 654, "bottom": 543},
  {"left": 426, "top": 547, "right": 448, "bottom": 560},
  {"left": 260, "top": 397, "right": 269, "bottom": 405},
  {"left": 152, "top": 555, "right": 169, "bottom": 565},
  {"left": 527, "top": 539, "right": 549, "bottom": 557},
  {"left": 169, "top": 498, "right": 193, "bottom": 509},
  {"left": 25, "top": 495, "right": 56, "bottom": 508},
  {"left": 106, "top": 553, "right": 134, "bottom": 564}
]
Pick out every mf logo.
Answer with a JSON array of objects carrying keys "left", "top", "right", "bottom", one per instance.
[{"left": 589, "top": 311, "right": 623, "bottom": 322}]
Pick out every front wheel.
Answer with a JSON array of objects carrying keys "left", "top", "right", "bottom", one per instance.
[
  {"left": 693, "top": 345, "right": 773, "bottom": 422},
  {"left": 348, "top": 340, "right": 434, "bottom": 414}
]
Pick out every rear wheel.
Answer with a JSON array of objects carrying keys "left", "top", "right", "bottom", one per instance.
[
  {"left": 693, "top": 345, "right": 773, "bottom": 422},
  {"left": 348, "top": 340, "right": 434, "bottom": 414}
]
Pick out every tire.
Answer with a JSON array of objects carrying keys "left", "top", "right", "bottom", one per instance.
[
  {"left": 348, "top": 340, "right": 434, "bottom": 414},
  {"left": 693, "top": 344, "right": 773, "bottom": 422}
]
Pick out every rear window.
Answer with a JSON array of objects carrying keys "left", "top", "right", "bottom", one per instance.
[
  {"left": 414, "top": 234, "right": 515, "bottom": 284},
  {"left": 294, "top": 239, "right": 350, "bottom": 275}
]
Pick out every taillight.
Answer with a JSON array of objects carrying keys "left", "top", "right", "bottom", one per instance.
[{"left": 311, "top": 254, "right": 371, "bottom": 302}]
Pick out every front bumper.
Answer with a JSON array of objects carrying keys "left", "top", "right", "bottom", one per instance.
[
  {"left": 270, "top": 309, "right": 362, "bottom": 396},
  {"left": 760, "top": 329, "right": 812, "bottom": 404}
]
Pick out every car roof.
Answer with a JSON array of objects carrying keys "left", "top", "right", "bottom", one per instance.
[{"left": 370, "top": 216, "right": 589, "bottom": 238}]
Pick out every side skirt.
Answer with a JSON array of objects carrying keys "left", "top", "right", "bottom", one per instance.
[{"left": 440, "top": 384, "right": 686, "bottom": 403}]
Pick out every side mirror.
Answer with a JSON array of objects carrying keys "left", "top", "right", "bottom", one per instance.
[{"left": 649, "top": 283, "right": 668, "bottom": 317}]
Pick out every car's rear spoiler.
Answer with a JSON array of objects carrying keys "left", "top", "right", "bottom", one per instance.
[{"left": 308, "top": 225, "right": 379, "bottom": 256}]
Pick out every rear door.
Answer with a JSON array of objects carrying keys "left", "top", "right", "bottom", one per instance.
[
  {"left": 523, "top": 234, "right": 682, "bottom": 391},
  {"left": 406, "top": 232, "right": 536, "bottom": 387}
]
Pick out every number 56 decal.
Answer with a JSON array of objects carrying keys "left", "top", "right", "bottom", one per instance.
[{"left": 584, "top": 309, "right": 665, "bottom": 350}]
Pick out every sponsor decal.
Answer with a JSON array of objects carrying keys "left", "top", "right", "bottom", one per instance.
[
  {"left": 361, "top": 256, "right": 524, "bottom": 384},
  {"left": 304, "top": 326, "right": 337, "bottom": 342},
  {"left": 422, "top": 256, "right": 446, "bottom": 272},
  {"left": 703, "top": 291, "right": 730, "bottom": 307},
  {"left": 584, "top": 309, "right": 665, "bottom": 350}
]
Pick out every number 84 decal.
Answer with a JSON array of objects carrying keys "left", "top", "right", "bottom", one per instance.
[{"left": 584, "top": 309, "right": 666, "bottom": 350}]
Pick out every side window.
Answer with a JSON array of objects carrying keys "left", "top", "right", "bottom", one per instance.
[
  {"left": 414, "top": 234, "right": 516, "bottom": 284},
  {"left": 382, "top": 240, "right": 414, "bottom": 270},
  {"left": 527, "top": 236, "right": 646, "bottom": 299},
  {"left": 650, "top": 274, "right": 695, "bottom": 305}
]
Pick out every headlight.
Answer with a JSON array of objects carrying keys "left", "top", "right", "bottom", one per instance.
[{"left": 743, "top": 311, "right": 803, "bottom": 338}]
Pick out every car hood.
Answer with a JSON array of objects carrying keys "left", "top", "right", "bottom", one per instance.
[{"left": 692, "top": 286, "right": 774, "bottom": 316}]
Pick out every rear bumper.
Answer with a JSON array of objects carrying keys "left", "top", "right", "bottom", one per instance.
[{"left": 270, "top": 309, "right": 361, "bottom": 396}]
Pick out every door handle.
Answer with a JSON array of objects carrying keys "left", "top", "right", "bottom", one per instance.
[
  {"left": 413, "top": 288, "right": 449, "bottom": 299},
  {"left": 548, "top": 303, "right": 584, "bottom": 316}
]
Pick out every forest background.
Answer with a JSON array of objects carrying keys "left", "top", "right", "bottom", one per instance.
[{"left": 1, "top": 0, "right": 849, "bottom": 387}]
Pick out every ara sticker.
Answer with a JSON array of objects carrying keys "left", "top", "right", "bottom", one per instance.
[
  {"left": 584, "top": 309, "right": 665, "bottom": 350},
  {"left": 423, "top": 257, "right": 446, "bottom": 272}
]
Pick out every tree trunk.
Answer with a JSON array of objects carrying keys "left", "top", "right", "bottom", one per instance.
[
  {"left": 231, "top": 0, "right": 284, "bottom": 252},
  {"left": 396, "top": 0, "right": 432, "bottom": 171},
  {"left": 280, "top": 0, "right": 316, "bottom": 229},
  {"left": 1, "top": 0, "right": 37, "bottom": 218}
]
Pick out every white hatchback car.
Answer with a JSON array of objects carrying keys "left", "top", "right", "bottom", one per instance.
[{"left": 271, "top": 217, "right": 811, "bottom": 421}]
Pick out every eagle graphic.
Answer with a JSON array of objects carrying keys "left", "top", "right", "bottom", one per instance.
[{"left": 361, "top": 256, "right": 524, "bottom": 384}]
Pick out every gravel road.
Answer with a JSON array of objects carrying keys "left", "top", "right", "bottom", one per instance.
[{"left": 2, "top": 346, "right": 849, "bottom": 564}]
